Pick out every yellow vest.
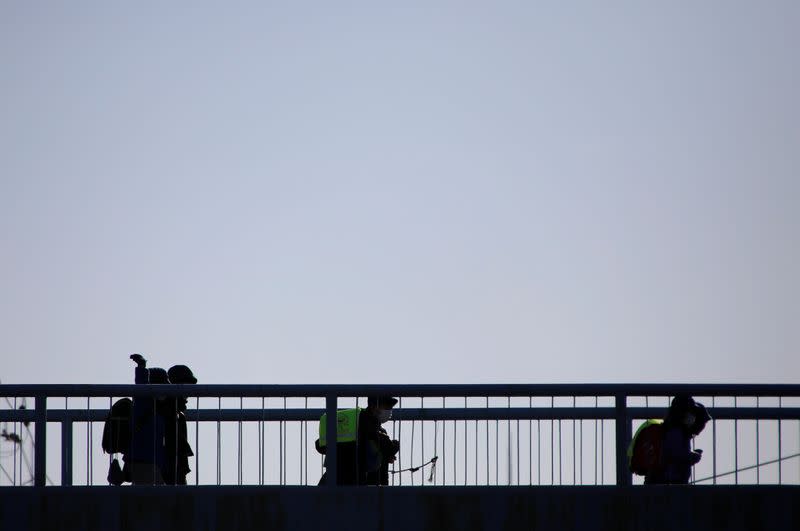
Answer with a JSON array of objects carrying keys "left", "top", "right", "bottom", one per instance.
[{"left": 318, "top": 408, "right": 361, "bottom": 447}]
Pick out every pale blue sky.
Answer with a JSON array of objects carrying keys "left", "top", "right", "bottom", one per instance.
[{"left": 1, "top": 1, "right": 798, "bottom": 385}]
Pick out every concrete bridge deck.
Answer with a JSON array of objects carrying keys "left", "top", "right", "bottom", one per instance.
[{"left": 2, "top": 485, "right": 798, "bottom": 531}]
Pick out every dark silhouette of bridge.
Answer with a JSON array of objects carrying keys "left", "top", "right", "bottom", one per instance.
[{"left": 1, "top": 383, "right": 798, "bottom": 530}]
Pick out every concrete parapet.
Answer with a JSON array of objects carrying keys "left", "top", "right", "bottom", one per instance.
[{"left": 1, "top": 485, "right": 798, "bottom": 530}]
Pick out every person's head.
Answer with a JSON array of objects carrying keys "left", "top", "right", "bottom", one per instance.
[
  {"left": 147, "top": 368, "right": 170, "bottom": 384},
  {"left": 667, "top": 394, "right": 698, "bottom": 430},
  {"left": 147, "top": 368, "right": 170, "bottom": 402},
  {"left": 367, "top": 395, "right": 398, "bottom": 424},
  {"left": 168, "top": 365, "right": 197, "bottom": 384}
]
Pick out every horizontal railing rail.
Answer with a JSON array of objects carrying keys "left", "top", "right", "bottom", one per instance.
[
  {"left": 3, "top": 406, "right": 800, "bottom": 424},
  {"left": 2, "top": 383, "right": 800, "bottom": 397}
]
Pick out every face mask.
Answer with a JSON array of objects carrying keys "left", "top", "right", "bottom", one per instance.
[{"left": 377, "top": 408, "right": 392, "bottom": 424}]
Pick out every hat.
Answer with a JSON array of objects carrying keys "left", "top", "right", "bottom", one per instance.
[
  {"left": 168, "top": 365, "right": 197, "bottom": 384},
  {"left": 368, "top": 395, "right": 399, "bottom": 408},
  {"left": 669, "top": 394, "right": 696, "bottom": 413},
  {"left": 147, "top": 367, "right": 169, "bottom": 384}
]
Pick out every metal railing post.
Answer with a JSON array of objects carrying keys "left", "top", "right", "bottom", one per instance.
[
  {"left": 325, "top": 394, "right": 338, "bottom": 486},
  {"left": 615, "top": 394, "right": 631, "bottom": 486},
  {"left": 61, "top": 421, "right": 73, "bottom": 486},
  {"left": 35, "top": 395, "right": 47, "bottom": 487}
]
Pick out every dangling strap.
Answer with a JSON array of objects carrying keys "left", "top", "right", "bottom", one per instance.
[{"left": 389, "top": 455, "right": 438, "bottom": 478}]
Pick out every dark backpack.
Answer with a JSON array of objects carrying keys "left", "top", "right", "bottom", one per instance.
[
  {"left": 627, "top": 419, "right": 664, "bottom": 476},
  {"left": 102, "top": 398, "right": 132, "bottom": 454}
]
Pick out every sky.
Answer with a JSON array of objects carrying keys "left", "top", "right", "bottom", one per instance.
[{"left": 1, "top": 1, "right": 799, "bottom": 386}]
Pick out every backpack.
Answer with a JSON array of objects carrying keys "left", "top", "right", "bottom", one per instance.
[
  {"left": 102, "top": 398, "right": 132, "bottom": 454},
  {"left": 627, "top": 419, "right": 664, "bottom": 476},
  {"left": 318, "top": 408, "right": 361, "bottom": 448}
]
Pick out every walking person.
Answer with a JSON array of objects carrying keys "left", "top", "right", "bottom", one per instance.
[
  {"left": 644, "top": 395, "right": 709, "bottom": 485},
  {"left": 127, "top": 354, "right": 169, "bottom": 485},
  {"left": 163, "top": 364, "right": 197, "bottom": 485}
]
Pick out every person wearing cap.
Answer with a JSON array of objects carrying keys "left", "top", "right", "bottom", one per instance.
[
  {"left": 361, "top": 395, "right": 401, "bottom": 485},
  {"left": 127, "top": 354, "right": 168, "bottom": 485},
  {"left": 316, "top": 395, "right": 400, "bottom": 485},
  {"left": 645, "top": 394, "right": 707, "bottom": 484},
  {"left": 162, "top": 365, "right": 197, "bottom": 485}
]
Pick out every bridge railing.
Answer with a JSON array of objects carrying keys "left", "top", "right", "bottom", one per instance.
[{"left": 1, "top": 384, "right": 799, "bottom": 487}]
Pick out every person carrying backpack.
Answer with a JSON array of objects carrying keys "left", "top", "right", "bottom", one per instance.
[
  {"left": 643, "top": 395, "right": 709, "bottom": 484},
  {"left": 315, "top": 395, "right": 400, "bottom": 485}
]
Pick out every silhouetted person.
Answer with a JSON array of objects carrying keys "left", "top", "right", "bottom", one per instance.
[
  {"left": 162, "top": 364, "right": 197, "bottom": 485},
  {"left": 316, "top": 395, "right": 400, "bottom": 485},
  {"left": 360, "top": 395, "right": 400, "bottom": 485},
  {"left": 645, "top": 395, "right": 709, "bottom": 485},
  {"left": 127, "top": 354, "right": 168, "bottom": 485}
]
